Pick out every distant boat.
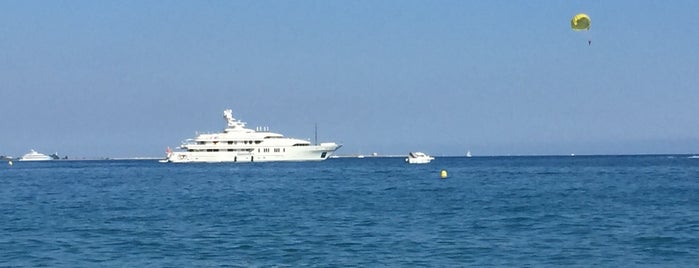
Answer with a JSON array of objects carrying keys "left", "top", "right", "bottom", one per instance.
[
  {"left": 19, "top": 149, "right": 53, "bottom": 161},
  {"left": 466, "top": 150, "right": 472, "bottom": 157},
  {"left": 689, "top": 155, "right": 699, "bottom": 159},
  {"left": 406, "top": 152, "right": 434, "bottom": 164}
]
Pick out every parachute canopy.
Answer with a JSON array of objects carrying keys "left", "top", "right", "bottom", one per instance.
[{"left": 571, "top": 13, "right": 591, "bottom": 31}]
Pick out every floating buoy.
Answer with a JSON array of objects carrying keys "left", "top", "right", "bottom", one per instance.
[
  {"left": 8, "top": 160, "right": 13, "bottom": 166},
  {"left": 440, "top": 169, "right": 448, "bottom": 179}
]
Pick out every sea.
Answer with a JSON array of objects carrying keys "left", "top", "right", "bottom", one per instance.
[{"left": 1, "top": 155, "right": 698, "bottom": 267}]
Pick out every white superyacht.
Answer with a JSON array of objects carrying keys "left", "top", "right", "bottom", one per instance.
[
  {"left": 19, "top": 149, "right": 53, "bottom": 161},
  {"left": 164, "top": 109, "right": 342, "bottom": 163}
]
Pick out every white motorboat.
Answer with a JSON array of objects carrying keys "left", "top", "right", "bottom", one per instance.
[
  {"left": 164, "top": 108, "right": 342, "bottom": 163},
  {"left": 19, "top": 149, "right": 53, "bottom": 161},
  {"left": 405, "top": 152, "right": 434, "bottom": 164}
]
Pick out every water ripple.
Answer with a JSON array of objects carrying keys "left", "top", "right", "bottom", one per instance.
[{"left": 1, "top": 156, "right": 698, "bottom": 266}]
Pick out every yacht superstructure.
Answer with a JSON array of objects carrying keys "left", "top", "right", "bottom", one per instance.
[{"left": 164, "top": 109, "right": 341, "bottom": 163}]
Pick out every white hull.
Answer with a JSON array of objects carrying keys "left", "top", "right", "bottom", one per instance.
[
  {"left": 166, "top": 143, "right": 341, "bottom": 163},
  {"left": 406, "top": 157, "right": 433, "bottom": 164},
  {"left": 19, "top": 157, "right": 53, "bottom": 161}
]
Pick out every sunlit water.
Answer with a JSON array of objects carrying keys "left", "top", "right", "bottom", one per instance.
[{"left": 1, "top": 155, "right": 698, "bottom": 266}]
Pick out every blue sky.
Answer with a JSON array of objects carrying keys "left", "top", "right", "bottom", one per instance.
[{"left": 2, "top": 0, "right": 698, "bottom": 158}]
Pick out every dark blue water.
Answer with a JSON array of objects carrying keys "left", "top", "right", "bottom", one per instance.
[{"left": 1, "top": 156, "right": 698, "bottom": 266}]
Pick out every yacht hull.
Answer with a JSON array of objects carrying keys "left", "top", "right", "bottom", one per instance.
[
  {"left": 166, "top": 144, "right": 341, "bottom": 163},
  {"left": 406, "top": 158, "right": 433, "bottom": 164}
]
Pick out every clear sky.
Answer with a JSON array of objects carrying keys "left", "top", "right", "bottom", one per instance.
[{"left": 2, "top": 0, "right": 698, "bottom": 158}]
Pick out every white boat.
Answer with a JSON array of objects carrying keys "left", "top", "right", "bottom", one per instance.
[
  {"left": 19, "top": 149, "right": 53, "bottom": 161},
  {"left": 466, "top": 150, "right": 472, "bottom": 157},
  {"left": 164, "top": 109, "right": 342, "bottom": 163},
  {"left": 405, "top": 152, "right": 434, "bottom": 164}
]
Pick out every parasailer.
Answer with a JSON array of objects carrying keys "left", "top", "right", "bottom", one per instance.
[
  {"left": 571, "top": 13, "right": 591, "bottom": 31},
  {"left": 571, "top": 13, "right": 592, "bottom": 45}
]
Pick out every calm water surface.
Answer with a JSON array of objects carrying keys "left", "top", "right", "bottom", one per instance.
[{"left": 1, "top": 156, "right": 698, "bottom": 266}]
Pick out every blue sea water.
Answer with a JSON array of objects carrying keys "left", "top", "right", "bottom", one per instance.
[{"left": 1, "top": 155, "right": 698, "bottom": 267}]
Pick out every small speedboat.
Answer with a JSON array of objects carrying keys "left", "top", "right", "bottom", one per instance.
[{"left": 405, "top": 152, "right": 434, "bottom": 164}]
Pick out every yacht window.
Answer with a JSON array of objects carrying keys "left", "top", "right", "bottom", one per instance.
[
  {"left": 228, "top": 141, "right": 233, "bottom": 145},
  {"left": 198, "top": 141, "right": 205, "bottom": 145},
  {"left": 255, "top": 141, "right": 262, "bottom": 144}
]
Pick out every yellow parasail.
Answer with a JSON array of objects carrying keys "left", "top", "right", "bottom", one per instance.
[{"left": 571, "top": 13, "right": 591, "bottom": 31}]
